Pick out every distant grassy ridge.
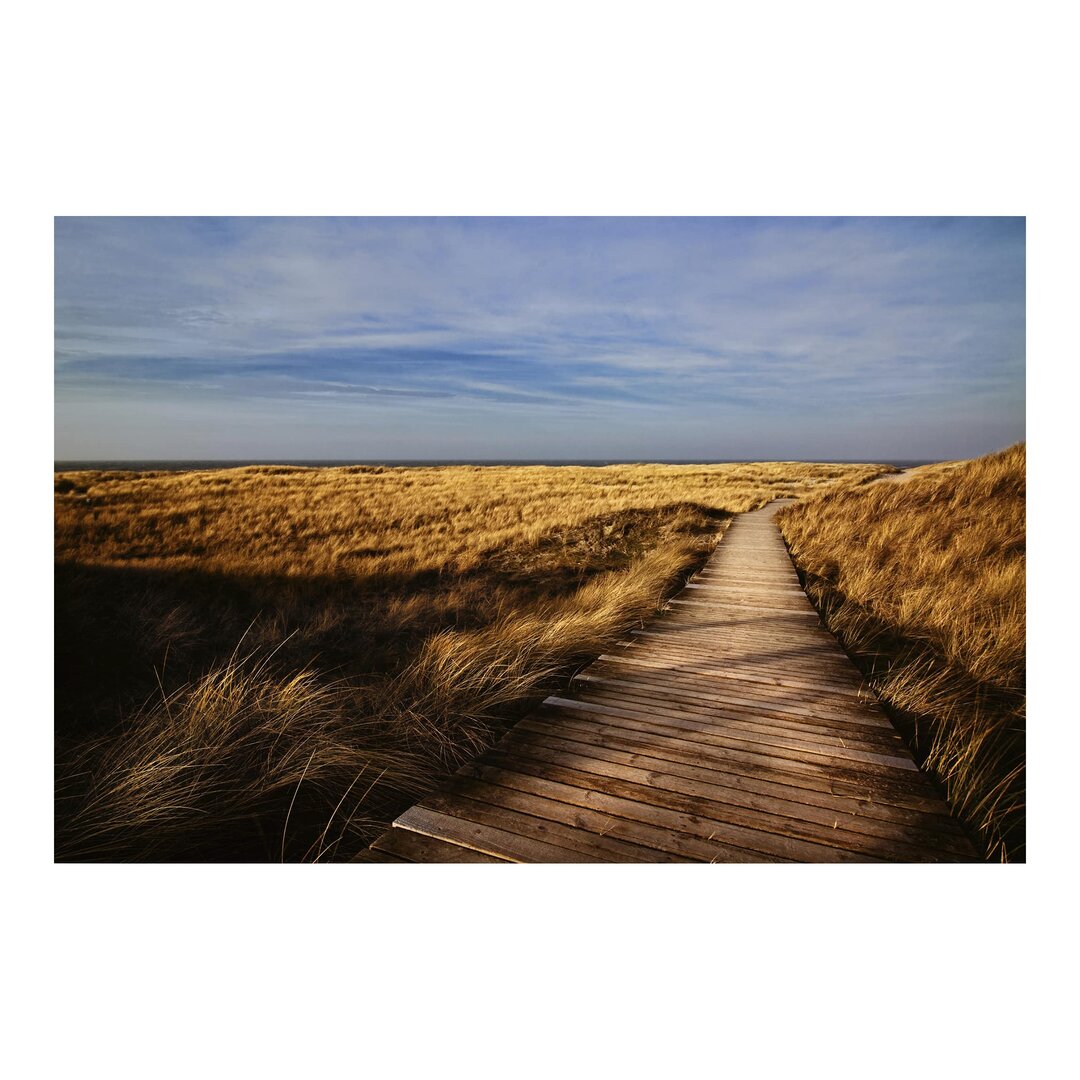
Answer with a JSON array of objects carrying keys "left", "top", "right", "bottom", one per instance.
[
  {"left": 777, "top": 445, "right": 1025, "bottom": 861},
  {"left": 54, "top": 461, "right": 885, "bottom": 578},
  {"left": 56, "top": 461, "right": 888, "bottom": 861}
]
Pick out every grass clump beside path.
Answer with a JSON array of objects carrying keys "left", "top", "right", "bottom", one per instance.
[
  {"left": 56, "top": 460, "right": 888, "bottom": 861},
  {"left": 777, "top": 444, "right": 1025, "bottom": 862}
]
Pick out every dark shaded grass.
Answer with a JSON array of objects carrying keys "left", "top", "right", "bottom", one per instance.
[
  {"left": 56, "top": 503, "right": 726, "bottom": 738},
  {"left": 56, "top": 507, "right": 724, "bottom": 861}
]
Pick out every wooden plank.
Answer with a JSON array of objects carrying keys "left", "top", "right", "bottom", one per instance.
[
  {"left": 628, "top": 622, "right": 849, "bottom": 654},
  {"left": 707, "top": 572, "right": 795, "bottom": 580},
  {"left": 622, "top": 629, "right": 846, "bottom": 658},
  {"left": 684, "top": 582, "right": 806, "bottom": 598},
  {"left": 414, "top": 788, "right": 675, "bottom": 863},
  {"left": 600, "top": 647, "right": 874, "bottom": 702},
  {"left": 665, "top": 599, "right": 816, "bottom": 617},
  {"left": 659, "top": 619, "right": 827, "bottom": 641},
  {"left": 621, "top": 637, "right": 870, "bottom": 694},
  {"left": 694, "top": 573, "right": 802, "bottom": 585},
  {"left": 684, "top": 580, "right": 806, "bottom": 593},
  {"left": 677, "top": 601, "right": 811, "bottom": 616},
  {"left": 695, "top": 569, "right": 801, "bottom": 579},
  {"left": 604, "top": 648, "right": 864, "bottom": 691},
  {"left": 679, "top": 579, "right": 797, "bottom": 589},
  {"left": 714, "top": 543, "right": 787, "bottom": 551},
  {"left": 511, "top": 719, "right": 951, "bottom": 814},
  {"left": 450, "top": 762, "right": 883, "bottom": 864},
  {"left": 443, "top": 770, "right": 764, "bottom": 863},
  {"left": 630, "top": 628, "right": 838, "bottom": 649},
  {"left": 589, "top": 660, "right": 895, "bottom": 729},
  {"left": 494, "top": 731, "right": 965, "bottom": 834},
  {"left": 593, "top": 658, "right": 878, "bottom": 719},
  {"left": 574, "top": 671, "right": 896, "bottom": 733},
  {"left": 711, "top": 554, "right": 791, "bottom": 562},
  {"left": 658, "top": 614, "right": 826, "bottom": 633},
  {"left": 626, "top": 634, "right": 860, "bottom": 678},
  {"left": 624, "top": 639, "right": 853, "bottom": 672},
  {"left": 685, "top": 566, "right": 796, "bottom": 575},
  {"left": 395, "top": 805, "right": 606, "bottom": 863},
  {"left": 715, "top": 550, "right": 790, "bottom": 556},
  {"left": 530, "top": 707, "right": 939, "bottom": 795},
  {"left": 542, "top": 697, "right": 920, "bottom": 771},
  {"left": 474, "top": 749, "right": 976, "bottom": 860},
  {"left": 676, "top": 580, "right": 804, "bottom": 593},
  {"left": 697, "top": 576, "right": 800, "bottom": 588},
  {"left": 371, "top": 828, "right": 512, "bottom": 863},
  {"left": 640, "top": 615, "right": 823, "bottom": 631},
  {"left": 657, "top": 618, "right": 839, "bottom": 645},
  {"left": 586, "top": 657, "right": 871, "bottom": 706},
  {"left": 570, "top": 677, "right": 905, "bottom": 747},
  {"left": 669, "top": 598, "right": 820, "bottom": 618},
  {"left": 685, "top": 590, "right": 806, "bottom": 604}
]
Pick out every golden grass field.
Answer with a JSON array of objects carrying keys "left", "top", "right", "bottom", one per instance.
[
  {"left": 777, "top": 443, "right": 1026, "bottom": 861},
  {"left": 55, "top": 460, "right": 889, "bottom": 861}
]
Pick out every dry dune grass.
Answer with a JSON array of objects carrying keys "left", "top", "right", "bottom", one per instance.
[
  {"left": 56, "top": 659, "right": 430, "bottom": 863},
  {"left": 54, "top": 461, "right": 877, "bottom": 579},
  {"left": 56, "top": 460, "right": 887, "bottom": 861},
  {"left": 777, "top": 444, "right": 1025, "bottom": 861}
]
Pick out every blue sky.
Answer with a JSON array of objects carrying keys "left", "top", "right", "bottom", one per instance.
[{"left": 54, "top": 217, "right": 1025, "bottom": 460}]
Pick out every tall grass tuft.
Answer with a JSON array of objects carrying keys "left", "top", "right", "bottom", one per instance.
[
  {"left": 370, "top": 542, "right": 700, "bottom": 765},
  {"left": 55, "top": 653, "right": 430, "bottom": 862}
]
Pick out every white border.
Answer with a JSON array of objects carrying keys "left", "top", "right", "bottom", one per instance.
[{"left": 9, "top": 3, "right": 1074, "bottom": 1076}]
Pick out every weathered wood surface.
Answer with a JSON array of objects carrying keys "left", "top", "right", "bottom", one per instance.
[{"left": 363, "top": 501, "right": 978, "bottom": 863}]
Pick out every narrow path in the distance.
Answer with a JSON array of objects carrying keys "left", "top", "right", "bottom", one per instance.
[{"left": 360, "top": 501, "right": 978, "bottom": 862}]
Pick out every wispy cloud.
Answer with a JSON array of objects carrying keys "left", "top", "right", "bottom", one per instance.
[{"left": 54, "top": 217, "right": 1025, "bottom": 459}]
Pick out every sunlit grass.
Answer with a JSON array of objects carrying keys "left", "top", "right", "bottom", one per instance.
[{"left": 777, "top": 444, "right": 1025, "bottom": 861}]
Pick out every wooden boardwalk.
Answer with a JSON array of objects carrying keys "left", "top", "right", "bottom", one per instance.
[{"left": 361, "top": 503, "right": 978, "bottom": 863}]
